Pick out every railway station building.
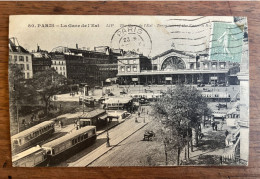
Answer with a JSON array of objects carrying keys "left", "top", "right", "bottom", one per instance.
[{"left": 117, "top": 49, "right": 240, "bottom": 85}]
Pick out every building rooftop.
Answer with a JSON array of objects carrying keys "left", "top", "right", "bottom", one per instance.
[
  {"left": 152, "top": 49, "right": 195, "bottom": 60},
  {"left": 79, "top": 109, "right": 106, "bottom": 119}
]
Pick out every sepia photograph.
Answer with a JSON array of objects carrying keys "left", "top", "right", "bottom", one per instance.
[{"left": 8, "top": 15, "right": 249, "bottom": 167}]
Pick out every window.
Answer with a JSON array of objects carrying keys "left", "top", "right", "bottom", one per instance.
[
  {"left": 92, "top": 129, "right": 95, "bottom": 135},
  {"left": 84, "top": 133, "right": 88, "bottom": 139},
  {"left": 27, "top": 73, "right": 29, "bottom": 78},
  {"left": 9, "top": 55, "right": 12, "bottom": 61},
  {"left": 20, "top": 64, "right": 24, "bottom": 70},
  {"left": 60, "top": 67, "right": 62, "bottom": 70},
  {"left": 64, "top": 72, "right": 65, "bottom": 75},
  {"left": 133, "top": 60, "right": 136, "bottom": 64},
  {"left": 133, "top": 66, "right": 137, "bottom": 72},
  {"left": 26, "top": 56, "right": 29, "bottom": 62},
  {"left": 35, "top": 155, "right": 42, "bottom": 164},
  {"left": 19, "top": 56, "right": 24, "bottom": 62},
  {"left": 14, "top": 55, "right": 17, "bottom": 62},
  {"left": 127, "top": 66, "right": 131, "bottom": 72},
  {"left": 27, "top": 64, "right": 29, "bottom": 70},
  {"left": 121, "top": 67, "right": 125, "bottom": 72},
  {"left": 63, "top": 67, "right": 65, "bottom": 70}
]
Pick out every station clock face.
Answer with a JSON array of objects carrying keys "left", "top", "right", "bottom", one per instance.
[{"left": 161, "top": 56, "right": 185, "bottom": 71}]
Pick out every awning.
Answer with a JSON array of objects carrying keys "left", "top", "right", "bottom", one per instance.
[{"left": 99, "top": 114, "right": 108, "bottom": 120}]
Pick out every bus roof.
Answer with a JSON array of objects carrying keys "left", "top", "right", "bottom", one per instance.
[
  {"left": 42, "top": 126, "right": 96, "bottom": 148},
  {"left": 11, "top": 121, "right": 55, "bottom": 139},
  {"left": 104, "top": 97, "right": 132, "bottom": 104},
  {"left": 12, "top": 145, "right": 42, "bottom": 162}
]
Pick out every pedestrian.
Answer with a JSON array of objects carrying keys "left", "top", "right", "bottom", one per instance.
[
  {"left": 212, "top": 121, "right": 215, "bottom": 130},
  {"left": 106, "top": 135, "right": 110, "bottom": 147},
  {"left": 220, "top": 121, "right": 224, "bottom": 130},
  {"left": 225, "top": 130, "right": 229, "bottom": 137},
  {"left": 215, "top": 124, "right": 218, "bottom": 131},
  {"left": 135, "top": 117, "right": 138, "bottom": 123},
  {"left": 59, "top": 121, "right": 62, "bottom": 129},
  {"left": 138, "top": 112, "right": 140, "bottom": 117}
]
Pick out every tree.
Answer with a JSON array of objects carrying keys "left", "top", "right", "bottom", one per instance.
[
  {"left": 152, "top": 85, "right": 211, "bottom": 165},
  {"left": 32, "top": 68, "right": 67, "bottom": 115},
  {"left": 9, "top": 64, "right": 36, "bottom": 132}
]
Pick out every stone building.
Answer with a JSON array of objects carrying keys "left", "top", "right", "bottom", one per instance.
[
  {"left": 9, "top": 38, "right": 33, "bottom": 79},
  {"left": 31, "top": 47, "right": 52, "bottom": 75},
  {"left": 117, "top": 48, "right": 238, "bottom": 85},
  {"left": 50, "top": 45, "right": 122, "bottom": 86}
]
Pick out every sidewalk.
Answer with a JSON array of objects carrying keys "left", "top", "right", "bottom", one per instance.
[
  {"left": 68, "top": 114, "right": 147, "bottom": 167},
  {"left": 182, "top": 122, "right": 230, "bottom": 165}
]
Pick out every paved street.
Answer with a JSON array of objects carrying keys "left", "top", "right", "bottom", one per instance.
[
  {"left": 49, "top": 85, "right": 240, "bottom": 167},
  {"left": 52, "top": 110, "right": 148, "bottom": 167}
]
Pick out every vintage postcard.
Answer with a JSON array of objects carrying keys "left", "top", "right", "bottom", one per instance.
[{"left": 8, "top": 15, "right": 249, "bottom": 167}]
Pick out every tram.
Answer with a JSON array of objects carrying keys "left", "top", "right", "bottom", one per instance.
[
  {"left": 11, "top": 121, "right": 55, "bottom": 155},
  {"left": 12, "top": 145, "right": 48, "bottom": 167},
  {"left": 42, "top": 126, "right": 96, "bottom": 164}
]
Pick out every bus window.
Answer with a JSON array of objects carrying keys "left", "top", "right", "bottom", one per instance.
[
  {"left": 52, "top": 149, "right": 55, "bottom": 155},
  {"left": 84, "top": 133, "right": 88, "bottom": 139},
  {"left": 13, "top": 139, "right": 19, "bottom": 145},
  {"left": 77, "top": 136, "right": 81, "bottom": 142},
  {"left": 46, "top": 149, "right": 51, "bottom": 155},
  {"left": 92, "top": 129, "right": 95, "bottom": 135},
  {"left": 81, "top": 135, "right": 84, "bottom": 141},
  {"left": 72, "top": 139, "right": 76, "bottom": 145}
]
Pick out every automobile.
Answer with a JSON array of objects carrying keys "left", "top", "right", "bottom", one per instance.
[
  {"left": 218, "top": 83, "right": 226, "bottom": 87},
  {"left": 108, "top": 92, "right": 114, "bottom": 96},
  {"left": 120, "top": 91, "right": 127, "bottom": 95},
  {"left": 143, "top": 130, "right": 155, "bottom": 141},
  {"left": 216, "top": 103, "right": 227, "bottom": 108},
  {"left": 211, "top": 83, "right": 218, "bottom": 87},
  {"left": 94, "top": 86, "right": 102, "bottom": 89},
  {"left": 197, "top": 83, "right": 205, "bottom": 87},
  {"left": 139, "top": 98, "right": 150, "bottom": 105}
]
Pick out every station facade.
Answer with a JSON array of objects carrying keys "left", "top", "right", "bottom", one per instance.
[{"left": 117, "top": 49, "right": 240, "bottom": 85}]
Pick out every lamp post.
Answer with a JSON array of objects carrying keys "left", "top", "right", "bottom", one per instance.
[{"left": 106, "top": 114, "right": 110, "bottom": 147}]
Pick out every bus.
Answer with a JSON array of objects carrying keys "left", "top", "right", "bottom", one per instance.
[
  {"left": 12, "top": 145, "right": 48, "bottom": 167},
  {"left": 11, "top": 121, "right": 55, "bottom": 155},
  {"left": 42, "top": 126, "right": 96, "bottom": 164}
]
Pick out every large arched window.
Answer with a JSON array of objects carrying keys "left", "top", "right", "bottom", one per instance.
[{"left": 161, "top": 56, "right": 185, "bottom": 71}]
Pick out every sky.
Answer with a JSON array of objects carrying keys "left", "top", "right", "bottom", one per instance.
[{"left": 9, "top": 15, "right": 238, "bottom": 57}]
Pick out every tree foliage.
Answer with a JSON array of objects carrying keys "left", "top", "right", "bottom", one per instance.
[
  {"left": 32, "top": 68, "right": 67, "bottom": 115},
  {"left": 152, "top": 85, "right": 211, "bottom": 165}
]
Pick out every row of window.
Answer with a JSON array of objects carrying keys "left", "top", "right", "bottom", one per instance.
[
  {"left": 23, "top": 124, "right": 54, "bottom": 143},
  {"left": 54, "top": 66, "right": 66, "bottom": 71},
  {"left": 52, "top": 61, "right": 65, "bottom": 65},
  {"left": 52, "top": 129, "right": 95, "bottom": 155},
  {"left": 9, "top": 55, "right": 30, "bottom": 62},
  {"left": 120, "top": 66, "right": 138, "bottom": 72},
  {"left": 119, "top": 59, "right": 137, "bottom": 64},
  {"left": 18, "top": 64, "right": 31, "bottom": 71}
]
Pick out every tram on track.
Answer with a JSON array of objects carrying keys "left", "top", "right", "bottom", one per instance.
[
  {"left": 11, "top": 121, "right": 55, "bottom": 155},
  {"left": 42, "top": 126, "right": 96, "bottom": 164},
  {"left": 12, "top": 145, "right": 48, "bottom": 167}
]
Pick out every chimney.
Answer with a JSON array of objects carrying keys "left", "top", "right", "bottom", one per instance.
[
  {"left": 76, "top": 44, "right": 78, "bottom": 49},
  {"left": 37, "top": 44, "right": 40, "bottom": 52}
]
